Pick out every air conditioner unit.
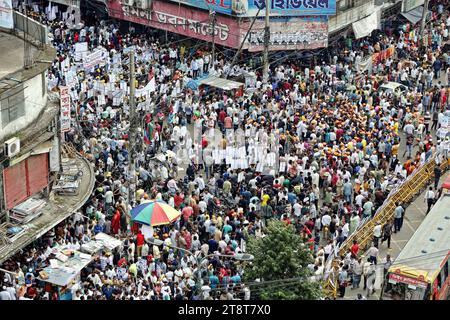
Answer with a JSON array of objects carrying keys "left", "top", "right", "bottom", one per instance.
[
  {"left": 4, "top": 137, "right": 20, "bottom": 158},
  {"left": 122, "top": 0, "right": 134, "bottom": 6},
  {"left": 135, "top": 0, "right": 149, "bottom": 9}
]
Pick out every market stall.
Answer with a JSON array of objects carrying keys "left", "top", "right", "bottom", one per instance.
[
  {"left": 37, "top": 249, "right": 92, "bottom": 300},
  {"left": 80, "top": 232, "right": 122, "bottom": 255}
]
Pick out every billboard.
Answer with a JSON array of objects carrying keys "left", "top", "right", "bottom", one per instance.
[
  {"left": 235, "top": 0, "right": 336, "bottom": 17},
  {"left": 108, "top": 0, "right": 241, "bottom": 48},
  {"left": 107, "top": 0, "right": 330, "bottom": 50},
  {"left": 243, "top": 16, "right": 328, "bottom": 51},
  {"left": 60, "top": 86, "right": 71, "bottom": 133},
  {"left": 168, "top": 0, "right": 233, "bottom": 15}
]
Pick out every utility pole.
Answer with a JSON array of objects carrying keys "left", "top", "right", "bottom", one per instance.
[
  {"left": 262, "top": 0, "right": 270, "bottom": 85},
  {"left": 128, "top": 51, "right": 136, "bottom": 209},
  {"left": 420, "top": 0, "right": 430, "bottom": 49},
  {"left": 226, "top": 8, "right": 262, "bottom": 78},
  {"left": 24, "top": 6, "right": 33, "bottom": 69},
  {"left": 210, "top": 11, "right": 216, "bottom": 72}
]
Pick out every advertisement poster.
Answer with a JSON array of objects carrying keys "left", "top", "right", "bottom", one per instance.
[
  {"left": 60, "top": 86, "right": 71, "bottom": 133},
  {"left": 168, "top": 0, "right": 233, "bottom": 15},
  {"left": 238, "top": 0, "right": 336, "bottom": 17},
  {"left": 243, "top": 16, "right": 328, "bottom": 51}
]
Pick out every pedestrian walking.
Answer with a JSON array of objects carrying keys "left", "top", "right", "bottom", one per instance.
[
  {"left": 381, "top": 220, "right": 393, "bottom": 249},
  {"left": 434, "top": 165, "right": 442, "bottom": 189},
  {"left": 338, "top": 265, "right": 349, "bottom": 298},
  {"left": 424, "top": 187, "right": 436, "bottom": 214},
  {"left": 393, "top": 202, "right": 404, "bottom": 233},
  {"left": 373, "top": 222, "right": 382, "bottom": 248},
  {"left": 367, "top": 243, "right": 379, "bottom": 265},
  {"left": 351, "top": 257, "right": 363, "bottom": 289}
]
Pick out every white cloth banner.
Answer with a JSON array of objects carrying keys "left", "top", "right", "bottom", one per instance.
[
  {"left": 352, "top": 10, "right": 381, "bottom": 39},
  {"left": 84, "top": 49, "right": 107, "bottom": 70},
  {"left": 356, "top": 55, "right": 373, "bottom": 74},
  {"left": 135, "top": 77, "right": 156, "bottom": 98},
  {"left": 0, "top": 0, "right": 14, "bottom": 29}
]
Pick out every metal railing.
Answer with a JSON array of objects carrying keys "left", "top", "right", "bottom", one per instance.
[{"left": 338, "top": 153, "right": 448, "bottom": 257}]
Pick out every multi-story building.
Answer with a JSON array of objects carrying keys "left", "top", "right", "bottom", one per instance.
[{"left": 0, "top": 10, "right": 95, "bottom": 263}]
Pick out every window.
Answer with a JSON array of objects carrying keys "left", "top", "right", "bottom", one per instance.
[
  {"left": 444, "top": 260, "right": 448, "bottom": 279},
  {"left": 1, "top": 85, "right": 25, "bottom": 126}
]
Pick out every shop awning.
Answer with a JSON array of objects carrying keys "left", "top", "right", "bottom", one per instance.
[
  {"left": 31, "top": 140, "right": 54, "bottom": 155},
  {"left": 400, "top": 5, "right": 424, "bottom": 25},
  {"left": 352, "top": 10, "right": 381, "bottom": 39},
  {"left": 198, "top": 76, "right": 244, "bottom": 91}
]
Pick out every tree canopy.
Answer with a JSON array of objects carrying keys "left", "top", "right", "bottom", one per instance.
[{"left": 244, "top": 220, "right": 322, "bottom": 300}]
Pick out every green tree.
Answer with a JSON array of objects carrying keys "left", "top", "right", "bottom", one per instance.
[{"left": 244, "top": 220, "right": 322, "bottom": 300}]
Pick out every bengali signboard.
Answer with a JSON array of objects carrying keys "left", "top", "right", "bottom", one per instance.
[
  {"left": 60, "top": 86, "right": 71, "bottom": 133},
  {"left": 108, "top": 0, "right": 241, "bottom": 48},
  {"left": 168, "top": 0, "right": 233, "bottom": 15},
  {"left": 236, "top": 0, "right": 336, "bottom": 17},
  {"left": 388, "top": 273, "right": 428, "bottom": 289},
  {"left": 243, "top": 16, "right": 328, "bottom": 51}
]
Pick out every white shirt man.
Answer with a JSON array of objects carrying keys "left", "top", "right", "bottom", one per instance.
[
  {"left": 373, "top": 224, "right": 382, "bottom": 238},
  {"left": 105, "top": 190, "right": 114, "bottom": 205},
  {"left": 425, "top": 189, "right": 435, "bottom": 201},
  {"left": 293, "top": 202, "right": 302, "bottom": 217},
  {"left": 321, "top": 214, "right": 331, "bottom": 227}
]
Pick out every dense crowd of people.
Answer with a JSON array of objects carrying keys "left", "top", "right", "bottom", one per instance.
[{"left": 0, "top": 1, "right": 449, "bottom": 300}]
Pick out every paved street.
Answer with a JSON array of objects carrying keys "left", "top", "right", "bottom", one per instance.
[
  {"left": 340, "top": 70, "right": 449, "bottom": 300},
  {"left": 341, "top": 174, "right": 446, "bottom": 300}
]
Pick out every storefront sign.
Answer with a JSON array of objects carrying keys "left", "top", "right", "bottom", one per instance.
[
  {"left": 237, "top": 0, "right": 336, "bottom": 17},
  {"left": 388, "top": 273, "right": 428, "bottom": 289},
  {"left": 60, "top": 86, "right": 71, "bottom": 132},
  {"left": 108, "top": 0, "right": 241, "bottom": 48},
  {"left": 168, "top": 0, "right": 233, "bottom": 15},
  {"left": 243, "top": 16, "right": 328, "bottom": 51}
]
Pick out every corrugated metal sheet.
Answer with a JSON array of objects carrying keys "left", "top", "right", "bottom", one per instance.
[
  {"left": 3, "top": 161, "right": 28, "bottom": 209},
  {"left": 26, "top": 153, "right": 49, "bottom": 196}
]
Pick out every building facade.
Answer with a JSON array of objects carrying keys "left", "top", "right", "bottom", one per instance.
[{"left": 0, "top": 11, "right": 59, "bottom": 221}]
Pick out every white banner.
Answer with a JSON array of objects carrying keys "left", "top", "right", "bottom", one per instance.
[
  {"left": 352, "top": 10, "right": 381, "bottom": 39},
  {"left": 135, "top": 77, "right": 156, "bottom": 98},
  {"left": 65, "top": 70, "right": 78, "bottom": 89},
  {"left": 0, "top": 0, "right": 14, "bottom": 29},
  {"left": 83, "top": 49, "right": 107, "bottom": 70},
  {"left": 60, "top": 86, "right": 71, "bottom": 132},
  {"left": 74, "top": 42, "right": 88, "bottom": 61},
  {"left": 356, "top": 55, "right": 373, "bottom": 74}
]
